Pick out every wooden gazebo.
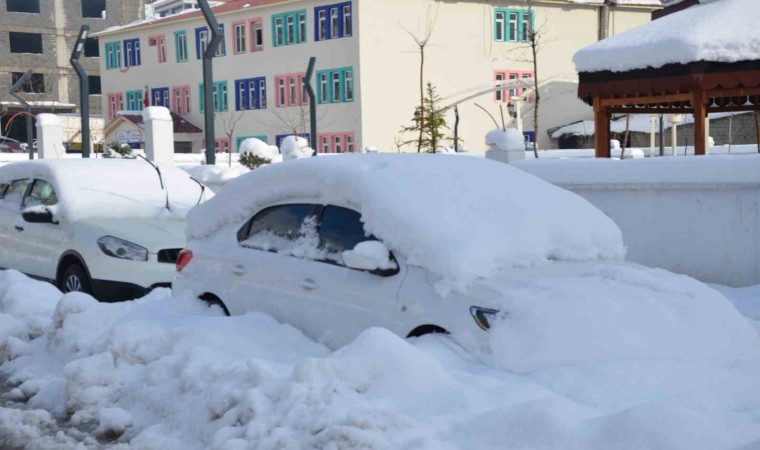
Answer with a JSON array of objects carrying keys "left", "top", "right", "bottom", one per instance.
[{"left": 574, "top": 0, "right": 760, "bottom": 158}]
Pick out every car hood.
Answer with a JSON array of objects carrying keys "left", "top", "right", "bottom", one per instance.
[{"left": 85, "top": 217, "right": 186, "bottom": 253}]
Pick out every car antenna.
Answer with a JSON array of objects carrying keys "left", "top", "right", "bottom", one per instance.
[
  {"left": 136, "top": 154, "right": 170, "bottom": 212},
  {"left": 188, "top": 176, "right": 205, "bottom": 205}
]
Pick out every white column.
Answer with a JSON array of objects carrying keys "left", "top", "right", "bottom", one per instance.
[
  {"left": 650, "top": 115, "right": 657, "bottom": 157},
  {"left": 705, "top": 116, "right": 711, "bottom": 155},
  {"left": 142, "top": 106, "right": 174, "bottom": 165},
  {"left": 35, "top": 113, "right": 65, "bottom": 159}
]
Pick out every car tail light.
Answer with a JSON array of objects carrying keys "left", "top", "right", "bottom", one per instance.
[{"left": 176, "top": 249, "right": 193, "bottom": 272}]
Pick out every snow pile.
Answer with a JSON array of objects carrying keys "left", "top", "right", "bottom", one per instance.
[
  {"left": 239, "top": 138, "right": 280, "bottom": 161},
  {"left": 187, "top": 155, "right": 625, "bottom": 293},
  {"left": 574, "top": 0, "right": 760, "bottom": 73},
  {"left": 279, "top": 135, "right": 314, "bottom": 160},
  {"left": 2, "top": 270, "right": 760, "bottom": 449},
  {"left": 182, "top": 164, "right": 249, "bottom": 191},
  {"left": 486, "top": 128, "right": 525, "bottom": 152}
]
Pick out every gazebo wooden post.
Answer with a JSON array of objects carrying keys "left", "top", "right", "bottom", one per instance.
[
  {"left": 693, "top": 89, "right": 707, "bottom": 155},
  {"left": 594, "top": 97, "right": 611, "bottom": 158}
]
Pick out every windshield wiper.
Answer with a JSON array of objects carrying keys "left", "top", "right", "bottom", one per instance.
[{"left": 136, "top": 154, "right": 170, "bottom": 212}]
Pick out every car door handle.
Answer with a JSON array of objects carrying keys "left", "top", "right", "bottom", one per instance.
[
  {"left": 14, "top": 225, "right": 23, "bottom": 232},
  {"left": 300, "top": 278, "right": 318, "bottom": 291},
  {"left": 231, "top": 264, "right": 247, "bottom": 276}
]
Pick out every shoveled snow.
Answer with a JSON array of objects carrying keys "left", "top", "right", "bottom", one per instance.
[
  {"left": 574, "top": 0, "right": 760, "bottom": 73},
  {"left": 187, "top": 155, "right": 625, "bottom": 293},
  {"left": 1, "top": 269, "right": 760, "bottom": 449}
]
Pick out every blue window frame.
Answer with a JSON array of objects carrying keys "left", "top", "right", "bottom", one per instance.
[
  {"left": 199, "top": 81, "right": 228, "bottom": 112},
  {"left": 195, "top": 24, "right": 226, "bottom": 59},
  {"left": 105, "top": 42, "right": 121, "bottom": 70},
  {"left": 234, "top": 77, "right": 267, "bottom": 111},
  {"left": 275, "top": 133, "right": 310, "bottom": 148},
  {"left": 316, "top": 67, "right": 353, "bottom": 104},
  {"left": 151, "top": 87, "right": 170, "bottom": 108},
  {"left": 494, "top": 8, "right": 534, "bottom": 43},
  {"left": 126, "top": 90, "right": 143, "bottom": 110},
  {"left": 123, "top": 38, "right": 141, "bottom": 67},
  {"left": 272, "top": 10, "right": 307, "bottom": 47},
  {"left": 315, "top": 2, "right": 351, "bottom": 41}
]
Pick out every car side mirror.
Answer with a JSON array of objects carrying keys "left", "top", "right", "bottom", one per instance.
[
  {"left": 341, "top": 241, "right": 398, "bottom": 274},
  {"left": 22, "top": 207, "right": 57, "bottom": 224}
]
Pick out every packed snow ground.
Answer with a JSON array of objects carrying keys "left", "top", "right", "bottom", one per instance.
[{"left": 2, "top": 269, "right": 760, "bottom": 449}]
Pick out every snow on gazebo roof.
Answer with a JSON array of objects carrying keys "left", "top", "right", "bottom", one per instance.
[{"left": 573, "top": 0, "right": 760, "bottom": 73}]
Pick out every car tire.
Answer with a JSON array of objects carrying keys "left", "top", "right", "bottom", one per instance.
[{"left": 60, "top": 263, "right": 93, "bottom": 295}]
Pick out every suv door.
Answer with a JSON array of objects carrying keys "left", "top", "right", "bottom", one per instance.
[
  {"left": 18, "top": 179, "right": 63, "bottom": 279},
  {"left": 0, "top": 178, "right": 30, "bottom": 272}
]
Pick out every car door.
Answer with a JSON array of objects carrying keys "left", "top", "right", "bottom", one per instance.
[
  {"left": 16, "top": 179, "right": 64, "bottom": 280},
  {"left": 296, "top": 205, "right": 405, "bottom": 348},
  {"left": 226, "top": 203, "right": 326, "bottom": 335},
  {"left": 0, "top": 178, "right": 31, "bottom": 272}
]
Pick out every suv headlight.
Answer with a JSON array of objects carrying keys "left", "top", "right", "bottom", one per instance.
[
  {"left": 97, "top": 236, "right": 149, "bottom": 261},
  {"left": 470, "top": 306, "right": 500, "bottom": 331}
]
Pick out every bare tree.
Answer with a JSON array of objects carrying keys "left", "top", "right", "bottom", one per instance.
[
  {"left": 265, "top": 102, "right": 332, "bottom": 150},
  {"left": 220, "top": 110, "right": 244, "bottom": 167},
  {"left": 400, "top": 6, "right": 438, "bottom": 153}
]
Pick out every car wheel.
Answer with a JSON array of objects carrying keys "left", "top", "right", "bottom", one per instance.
[{"left": 60, "top": 263, "right": 93, "bottom": 295}]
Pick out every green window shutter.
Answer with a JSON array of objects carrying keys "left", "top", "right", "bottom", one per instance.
[
  {"left": 516, "top": 10, "right": 523, "bottom": 42},
  {"left": 530, "top": 11, "right": 535, "bottom": 41}
]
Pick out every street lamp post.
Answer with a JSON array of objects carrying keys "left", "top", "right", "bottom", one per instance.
[
  {"left": 70, "top": 25, "right": 91, "bottom": 158},
  {"left": 8, "top": 70, "right": 34, "bottom": 160},
  {"left": 198, "top": 0, "right": 222, "bottom": 165},
  {"left": 303, "top": 57, "right": 318, "bottom": 156}
]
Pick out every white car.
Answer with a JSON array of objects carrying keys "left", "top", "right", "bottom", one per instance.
[
  {"left": 0, "top": 158, "right": 211, "bottom": 301},
  {"left": 173, "top": 154, "right": 751, "bottom": 356}
]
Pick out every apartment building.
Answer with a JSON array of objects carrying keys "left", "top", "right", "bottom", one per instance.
[{"left": 96, "top": 0, "right": 661, "bottom": 153}]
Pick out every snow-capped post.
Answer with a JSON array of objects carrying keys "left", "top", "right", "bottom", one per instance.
[
  {"left": 70, "top": 25, "right": 91, "bottom": 158},
  {"left": 303, "top": 57, "right": 318, "bottom": 156},
  {"left": 485, "top": 128, "right": 526, "bottom": 164},
  {"left": 8, "top": 69, "right": 34, "bottom": 160},
  {"left": 35, "top": 113, "right": 65, "bottom": 159},
  {"left": 142, "top": 106, "right": 174, "bottom": 166},
  {"left": 198, "top": 0, "right": 222, "bottom": 165}
]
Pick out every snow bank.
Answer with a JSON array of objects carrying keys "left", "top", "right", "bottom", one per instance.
[
  {"left": 486, "top": 128, "right": 525, "bottom": 152},
  {"left": 279, "top": 135, "right": 314, "bottom": 160},
  {"left": 574, "top": 0, "right": 760, "bottom": 73},
  {"left": 239, "top": 138, "right": 280, "bottom": 161},
  {"left": 187, "top": 155, "right": 625, "bottom": 293}
]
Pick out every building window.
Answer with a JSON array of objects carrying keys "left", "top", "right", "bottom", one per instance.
[
  {"left": 233, "top": 22, "right": 246, "bottom": 53},
  {"left": 88, "top": 76, "right": 101, "bottom": 95},
  {"left": 123, "top": 38, "right": 141, "bottom": 67},
  {"left": 250, "top": 19, "right": 264, "bottom": 51},
  {"left": 215, "top": 137, "right": 231, "bottom": 153},
  {"left": 105, "top": 41, "right": 121, "bottom": 69},
  {"left": 272, "top": 10, "right": 306, "bottom": 47},
  {"left": 151, "top": 87, "right": 170, "bottom": 108},
  {"left": 7, "top": 0, "right": 40, "bottom": 13},
  {"left": 494, "top": 8, "right": 534, "bottom": 42},
  {"left": 82, "top": 0, "right": 106, "bottom": 18},
  {"left": 494, "top": 70, "right": 534, "bottom": 103},
  {"left": 274, "top": 73, "right": 307, "bottom": 107},
  {"left": 174, "top": 31, "right": 188, "bottom": 62},
  {"left": 234, "top": 77, "right": 266, "bottom": 110},
  {"left": 149, "top": 35, "right": 167, "bottom": 63},
  {"left": 317, "top": 67, "right": 353, "bottom": 104},
  {"left": 317, "top": 132, "right": 355, "bottom": 153},
  {"left": 9, "top": 32, "right": 43, "bottom": 54},
  {"left": 126, "top": 90, "right": 143, "bottom": 110},
  {"left": 11, "top": 72, "right": 44, "bottom": 93},
  {"left": 107, "top": 93, "right": 124, "bottom": 120},
  {"left": 172, "top": 86, "right": 191, "bottom": 114},
  {"left": 195, "top": 25, "right": 225, "bottom": 59},
  {"left": 199, "top": 81, "right": 228, "bottom": 112},
  {"left": 315, "top": 2, "right": 351, "bottom": 41},
  {"left": 84, "top": 37, "right": 99, "bottom": 57}
]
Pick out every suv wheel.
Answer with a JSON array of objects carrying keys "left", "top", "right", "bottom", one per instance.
[{"left": 60, "top": 263, "right": 93, "bottom": 295}]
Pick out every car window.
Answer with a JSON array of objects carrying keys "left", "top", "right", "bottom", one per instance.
[
  {"left": 23, "top": 179, "right": 58, "bottom": 207},
  {"left": 239, "top": 204, "right": 325, "bottom": 259},
  {"left": 1, "top": 179, "right": 30, "bottom": 208},
  {"left": 319, "top": 206, "right": 373, "bottom": 255}
]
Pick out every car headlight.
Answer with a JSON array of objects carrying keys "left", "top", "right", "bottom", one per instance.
[
  {"left": 470, "top": 306, "right": 500, "bottom": 331},
  {"left": 97, "top": 236, "right": 149, "bottom": 261}
]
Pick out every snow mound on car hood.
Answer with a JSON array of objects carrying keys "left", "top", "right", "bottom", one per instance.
[{"left": 187, "top": 154, "right": 625, "bottom": 293}]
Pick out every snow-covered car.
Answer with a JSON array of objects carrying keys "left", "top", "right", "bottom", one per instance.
[
  {"left": 173, "top": 155, "right": 754, "bottom": 359},
  {"left": 0, "top": 159, "right": 211, "bottom": 301},
  {"left": 0, "top": 136, "right": 25, "bottom": 153}
]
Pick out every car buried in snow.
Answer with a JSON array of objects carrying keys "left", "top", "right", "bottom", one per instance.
[{"left": 0, "top": 158, "right": 211, "bottom": 301}]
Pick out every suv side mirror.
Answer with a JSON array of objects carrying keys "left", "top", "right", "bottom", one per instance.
[
  {"left": 22, "top": 207, "right": 56, "bottom": 224},
  {"left": 341, "top": 241, "right": 398, "bottom": 274}
]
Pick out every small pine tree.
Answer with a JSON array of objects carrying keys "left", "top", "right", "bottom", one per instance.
[
  {"left": 239, "top": 153, "right": 271, "bottom": 170},
  {"left": 401, "top": 82, "right": 450, "bottom": 153}
]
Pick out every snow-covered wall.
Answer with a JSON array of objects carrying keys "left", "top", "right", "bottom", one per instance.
[{"left": 515, "top": 156, "right": 760, "bottom": 287}]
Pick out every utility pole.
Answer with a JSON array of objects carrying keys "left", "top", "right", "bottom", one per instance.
[
  {"left": 453, "top": 106, "right": 459, "bottom": 153},
  {"left": 303, "top": 57, "right": 318, "bottom": 156},
  {"left": 198, "top": 0, "right": 222, "bottom": 165},
  {"left": 8, "top": 70, "right": 34, "bottom": 160},
  {"left": 70, "top": 25, "right": 91, "bottom": 158}
]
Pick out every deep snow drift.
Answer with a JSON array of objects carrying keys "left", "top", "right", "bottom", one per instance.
[{"left": 2, "top": 269, "right": 760, "bottom": 449}]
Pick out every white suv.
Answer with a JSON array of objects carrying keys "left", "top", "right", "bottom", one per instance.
[{"left": 0, "top": 158, "right": 210, "bottom": 301}]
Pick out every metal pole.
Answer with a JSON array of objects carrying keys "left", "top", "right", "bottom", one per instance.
[
  {"left": 70, "top": 25, "right": 91, "bottom": 158},
  {"left": 198, "top": 0, "right": 222, "bottom": 165},
  {"left": 453, "top": 106, "right": 459, "bottom": 152},
  {"left": 8, "top": 69, "right": 34, "bottom": 160},
  {"left": 659, "top": 114, "right": 664, "bottom": 156},
  {"left": 303, "top": 57, "right": 318, "bottom": 156}
]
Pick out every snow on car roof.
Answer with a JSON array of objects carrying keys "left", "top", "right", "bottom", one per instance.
[
  {"left": 187, "top": 154, "right": 625, "bottom": 293},
  {"left": 574, "top": 0, "right": 759, "bottom": 73},
  {"left": 0, "top": 159, "right": 209, "bottom": 222}
]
